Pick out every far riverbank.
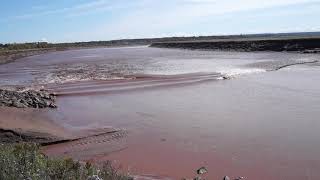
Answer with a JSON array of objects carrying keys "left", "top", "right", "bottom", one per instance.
[{"left": 150, "top": 37, "right": 320, "bottom": 53}]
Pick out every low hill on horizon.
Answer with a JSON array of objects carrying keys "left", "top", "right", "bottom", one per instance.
[{"left": 1, "top": 31, "right": 320, "bottom": 50}]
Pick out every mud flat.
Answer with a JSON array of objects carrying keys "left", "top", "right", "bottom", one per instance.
[
  {"left": 0, "top": 86, "right": 125, "bottom": 148},
  {"left": 0, "top": 106, "right": 71, "bottom": 144},
  {"left": 150, "top": 38, "right": 320, "bottom": 52},
  {"left": 0, "top": 87, "right": 62, "bottom": 144}
]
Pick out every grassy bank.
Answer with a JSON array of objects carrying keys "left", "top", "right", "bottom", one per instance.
[{"left": 0, "top": 143, "right": 131, "bottom": 180}]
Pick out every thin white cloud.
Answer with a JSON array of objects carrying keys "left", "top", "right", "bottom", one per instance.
[
  {"left": 8, "top": 0, "right": 319, "bottom": 21},
  {"left": 179, "top": 0, "right": 319, "bottom": 17},
  {"left": 3, "top": 0, "right": 319, "bottom": 42},
  {"left": 12, "top": 0, "right": 112, "bottom": 20},
  {"left": 88, "top": 0, "right": 320, "bottom": 40},
  {"left": 31, "top": 5, "right": 49, "bottom": 10}
]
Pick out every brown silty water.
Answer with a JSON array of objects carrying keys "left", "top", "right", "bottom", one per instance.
[{"left": 1, "top": 47, "right": 320, "bottom": 179}]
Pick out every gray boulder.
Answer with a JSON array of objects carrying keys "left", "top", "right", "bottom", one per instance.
[
  {"left": 196, "top": 167, "right": 208, "bottom": 175},
  {"left": 223, "top": 176, "right": 230, "bottom": 180},
  {"left": 87, "top": 175, "right": 103, "bottom": 180}
]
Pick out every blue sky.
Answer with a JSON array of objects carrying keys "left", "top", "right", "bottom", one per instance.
[{"left": 1, "top": 0, "right": 320, "bottom": 43}]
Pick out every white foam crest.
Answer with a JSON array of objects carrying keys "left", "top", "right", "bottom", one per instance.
[
  {"left": 217, "top": 68, "right": 266, "bottom": 78},
  {"left": 39, "top": 73, "right": 130, "bottom": 84}
]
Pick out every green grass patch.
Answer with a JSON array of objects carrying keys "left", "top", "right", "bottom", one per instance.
[{"left": 0, "top": 143, "right": 132, "bottom": 180}]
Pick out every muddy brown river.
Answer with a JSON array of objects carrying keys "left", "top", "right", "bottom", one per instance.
[{"left": 1, "top": 47, "right": 320, "bottom": 179}]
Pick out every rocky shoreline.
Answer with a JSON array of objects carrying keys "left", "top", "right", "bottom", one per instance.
[
  {"left": 0, "top": 88, "right": 57, "bottom": 108},
  {"left": 150, "top": 38, "right": 320, "bottom": 52}
]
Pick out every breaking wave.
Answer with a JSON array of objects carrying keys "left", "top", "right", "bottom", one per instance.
[
  {"left": 1, "top": 46, "right": 318, "bottom": 87},
  {"left": 36, "top": 63, "right": 139, "bottom": 84},
  {"left": 38, "top": 58, "right": 318, "bottom": 85},
  {"left": 217, "top": 68, "right": 266, "bottom": 78},
  {"left": 246, "top": 58, "right": 319, "bottom": 71}
]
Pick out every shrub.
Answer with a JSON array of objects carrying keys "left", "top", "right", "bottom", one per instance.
[{"left": 0, "top": 143, "right": 131, "bottom": 180}]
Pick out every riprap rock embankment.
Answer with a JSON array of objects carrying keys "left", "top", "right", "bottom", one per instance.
[
  {"left": 0, "top": 89, "right": 56, "bottom": 108},
  {"left": 150, "top": 38, "right": 320, "bottom": 52}
]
